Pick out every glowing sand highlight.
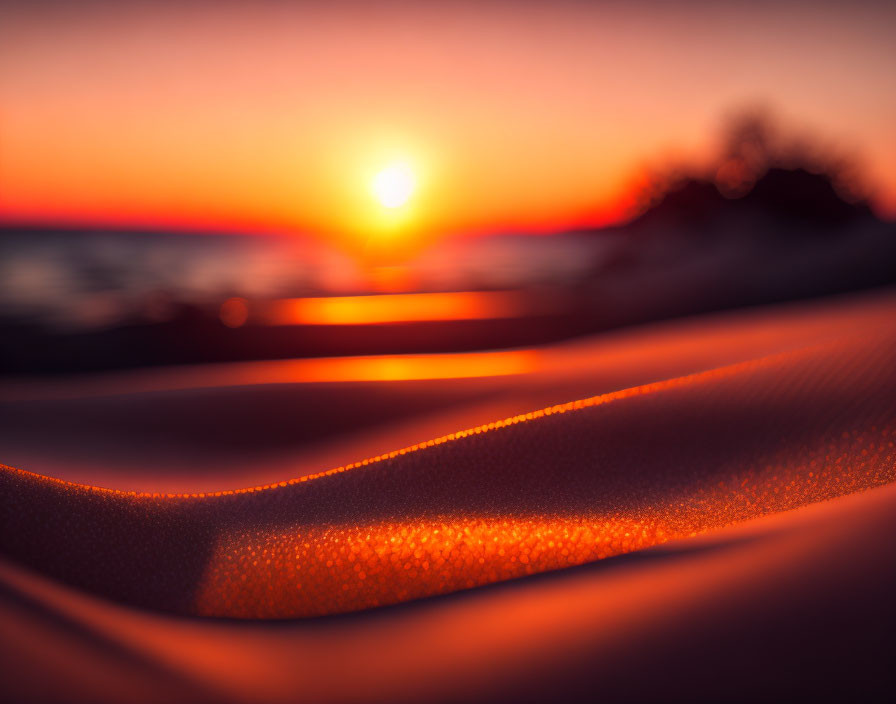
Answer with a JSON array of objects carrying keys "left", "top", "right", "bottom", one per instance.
[{"left": 264, "top": 291, "right": 530, "bottom": 326}]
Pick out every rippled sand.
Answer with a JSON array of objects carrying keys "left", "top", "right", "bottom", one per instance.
[{"left": 2, "top": 288, "right": 895, "bottom": 701}]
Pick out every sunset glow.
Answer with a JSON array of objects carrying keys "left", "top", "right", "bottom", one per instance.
[
  {"left": 2, "top": 3, "right": 896, "bottom": 701},
  {"left": 1, "top": 1, "right": 895, "bottom": 248},
  {"left": 372, "top": 164, "right": 416, "bottom": 209}
]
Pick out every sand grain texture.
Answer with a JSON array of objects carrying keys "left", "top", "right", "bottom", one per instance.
[{"left": 1, "top": 289, "right": 895, "bottom": 701}]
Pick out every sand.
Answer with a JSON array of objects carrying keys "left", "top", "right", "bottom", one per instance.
[{"left": 1, "top": 288, "right": 895, "bottom": 701}]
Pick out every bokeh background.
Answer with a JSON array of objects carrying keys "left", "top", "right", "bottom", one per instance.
[{"left": 1, "top": 0, "right": 894, "bottom": 373}]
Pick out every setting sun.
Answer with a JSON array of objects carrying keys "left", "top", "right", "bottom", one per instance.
[{"left": 372, "top": 163, "right": 416, "bottom": 209}]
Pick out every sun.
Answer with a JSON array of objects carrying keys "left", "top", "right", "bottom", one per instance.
[{"left": 372, "top": 163, "right": 416, "bottom": 209}]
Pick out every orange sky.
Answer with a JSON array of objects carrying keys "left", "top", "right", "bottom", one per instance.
[{"left": 1, "top": 0, "right": 894, "bottom": 253}]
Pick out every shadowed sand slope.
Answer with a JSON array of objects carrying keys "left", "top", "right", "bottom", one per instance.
[
  {"left": 1, "top": 290, "right": 895, "bottom": 619},
  {"left": 2, "top": 482, "right": 895, "bottom": 703}
]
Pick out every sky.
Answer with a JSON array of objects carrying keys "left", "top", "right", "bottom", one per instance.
[{"left": 1, "top": 0, "right": 894, "bottom": 253}]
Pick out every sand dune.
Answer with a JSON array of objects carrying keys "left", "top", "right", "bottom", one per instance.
[
  {"left": 1, "top": 289, "right": 895, "bottom": 700},
  {"left": 1, "top": 481, "right": 894, "bottom": 703}
]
